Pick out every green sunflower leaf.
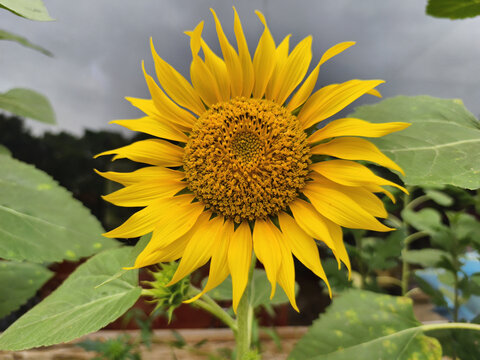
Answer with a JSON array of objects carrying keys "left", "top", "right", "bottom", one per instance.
[
  {"left": 0, "top": 0, "right": 53, "bottom": 21},
  {"left": 94, "top": 234, "right": 151, "bottom": 289},
  {"left": 424, "top": 189, "right": 453, "bottom": 206},
  {"left": 0, "top": 88, "right": 55, "bottom": 124},
  {"left": 428, "top": 328, "right": 480, "bottom": 360},
  {"left": 350, "top": 96, "right": 480, "bottom": 190},
  {"left": 402, "top": 249, "right": 451, "bottom": 268},
  {"left": 0, "top": 247, "right": 141, "bottom": 351},
  {"left": 448, "top": 212, "right": 480, "bottom": 242},
  {"left": 0, "top": 260, "right": 53, "bottom": 318},
  {"left": 426, "top": 0, "right": 480, "bottom": 19},
  {"left": 288, "top": 289, "right": 442, "bottom": 360},
  {"left": 401, "top": 208, "right": 445, "bottom": 234},
  {"left": 0, "top": 156, "right": 118, "bottom": 263},
  {"left": 0, "top": 144, "right": 11, "bottom": 156},
  {"left": 0, "top": 29, "right": 52, "bottom": 56}
]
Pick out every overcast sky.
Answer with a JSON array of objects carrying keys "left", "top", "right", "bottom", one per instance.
[{"left": 2, "top": 0, "right": 479, "bottom": 136}]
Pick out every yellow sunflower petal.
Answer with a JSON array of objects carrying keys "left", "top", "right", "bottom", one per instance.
[
  {"left": 233, "top": 7, "right": 254, "bottom": 97},
  {"left": 310, "top": 160, "right": 408, "bottom": 193},
  {"left": 265, "top": 34, "right": 291, "bottom": 100},
  {"left": 102, "top": 179, "right": 185, "bottom": 207},
  {"left": 140, "top": 62, "right": 196, "bottom": 130},
  {"left": 133, "top": 237, "right": 187, "bottom": 268},
  {"left": 134, "top": 237, "right": 187, "bottom": 267},
  {"left": 210, "top": 9, "right": 243, "bottom": 97},
  {"left": 150, "top": 38, "right": 205, "bottom": 116},
  {"left": 124, "top": 97, "right": 156, "bottom": 115},
  {"left": 228, "top": 221, "right": 253, "bottom": 312},
  {"left": 276, "top": 234, "right": 299, "bottom": 312},
  {"left": 103, "top": 194, "right": 197, "bottom": 238},
  {"left": 186, "top": 22, "right": 222, "bottom": 106},
  {"left": 298, "top": 79, "right": 385, "bottom": 129},
  {"left": 132, "top": 212, "right": 211, "bottom": 269},
  {"left": 253, "top": 218, "right": 281, "bottom": 299},
  {"left": 278, "top": 212, "right": 331, "bottom": 296},
  {"left": 308, "top": 118, "right": 411, "bottom": 144},
  {"left": 321, "top": 217, "right": 351, "bottom": 278},
  {"left": 252, "top": 10, "right": 276, "bottom": 98},
  {"left": 200, "top": 39, "right": 231, "bottom": 100},
  {"left": 111, "top": 117, "right": 188, "bottom": 143},
  {"left": 365, "top": 184, "right": 396, "bottom": 203},
  {"left": 309, "top": 174, "right": 388, "bottom": 219},
  {"left": 319, "top": 41, "right": 356, "bottom": 66},
  {"left": 286, "top": 63, "right": 320, "bottom": 112},
  {"left": 168, "top": 215, "right": 225, "bottom": 286},
  {"left": 289, "top": 199, "right": 338, "bottom": 255},
  {"left": 187, "top": 21, "right": 202, "bottom": 55},
  {"left": 185, "top": 219, "right": 234, "bottom": 303},
  {"left": 94, "top": 167, "right": 184, "bottom": 187},
  {"left": 94, "top": 139, "right": 183, "bottom": 167},
  {"left": 310, "top": 136, "right": 404, "bottom": 175},
  {"left": 286, "top": 41, "right": 355, "bottom": 112},
  {"left": 289, "top": 199, "right": 349, "bottom": 270},
  {"left": 342, "top": 187, "right": 388, "bottom": 219},
  {"left": 126, "top": 96, "right": 192, "bottom": 133},
  {"left": 136, "top": 202, "right": 206, "bottom": 257},
  {"left": 367, "top": 88, "right": 382, "bottom": 97},
  {"left": 303, "top": 181, "right": 394, "bottom": 232},
  {"left": 202, "top": 220, "right": 234, "bottom": 286},
  {"left": 274, "top": 36, "right": 313, "bottom": 105}
]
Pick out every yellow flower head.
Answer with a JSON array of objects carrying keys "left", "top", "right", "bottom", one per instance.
[{"left": 96, "top": 8, "right": 409, "bottom": 312}]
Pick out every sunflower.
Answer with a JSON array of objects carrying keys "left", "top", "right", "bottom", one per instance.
[{"left": 96, "top": 8, "right": 409, "bottom": 312}]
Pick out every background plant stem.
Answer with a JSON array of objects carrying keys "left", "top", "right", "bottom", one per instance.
[
  {"left": 353, "top": 230, "right": 367, "bottom": 289},
  {"left": 401, "top": 187, "right": 414, "bottom": 296},
  {"left": 453, "top": 254, "right": 460, "bottom": 323}
]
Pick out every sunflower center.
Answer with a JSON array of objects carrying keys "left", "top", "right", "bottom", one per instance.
[
  {"left": 183, "top": 97, "right": 310, "bottom": 223},
  {"left": 231, "top": 131, "right": 262, "bottom": 162}
]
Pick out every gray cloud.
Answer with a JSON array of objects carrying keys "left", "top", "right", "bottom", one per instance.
[{"left": 1, "top": 0, "right": 479, "bottom": 136}]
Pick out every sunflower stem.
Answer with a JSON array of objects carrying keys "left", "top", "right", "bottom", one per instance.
[
  {"left": 189, "top": 288, "right": 237, "bottom": 333},
  {"left": 236, "top": 255, "right": 256, "bottom": 360}
]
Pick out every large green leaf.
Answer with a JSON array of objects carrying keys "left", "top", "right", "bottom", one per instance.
[
  {"left": 0, "top": 29, "right": 52, "bottom": 56},
  {"left": 0, "top": 0, "right": 53, "bottom": 21},
  {"left": 0, "top": 144, "right": 11, "bottom": 156},
  {"left": 0, "top": 155, "right": 117, "bottom": 263},
  {"left": 288, "top": 290, "right": 441, "bottom": 360},
  {"left": 0, "top": 247, "right": 141, "bottom": 351},
  {"left": 426, "top": 0, "right": 480, "bottom": 19},
  {"left": 430, "top": 328, "right": 480, "bottom": 360},
  {"left": 350, "top": 96, "right": 480, "bottom": 189},
  {"left": 0, "top": 260, "right": 52, "bottom": 318},
  {"left": 0, "top": 88, "right": 55, "bottom": 124},
  {"left": 94, "top": 235, "right": 150, "bottom": 289}
]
